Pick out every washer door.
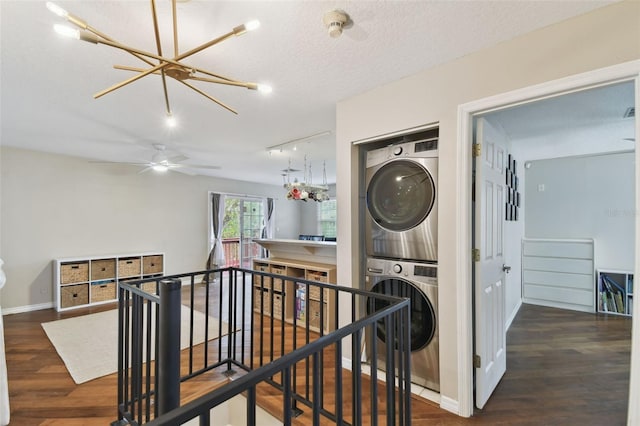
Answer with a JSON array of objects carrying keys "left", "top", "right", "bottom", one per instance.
[
  {"left": 366, "top": 160, "right": 435, "bottom": 232},
  {"left": 366, "top": 278, "right": 436, "bottom": 351}
]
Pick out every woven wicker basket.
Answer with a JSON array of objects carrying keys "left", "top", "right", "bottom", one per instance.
[
  {"left": 309, "top": 300, "right": 322, "bottom": 329},
  {"left": 60, "top": 284, "right": 89, "bottom": 308},
  {"left": 91, "top": 258, "right": 116, "bottom": 281},
  {"left": 118, "top": 257, "right": 141, "bottom": 278},
  {"left": 142, "top": 255, "right": 163, "bottom": 275},
  {"left": 60, "top": 262, "right": 89, "bottom": 284},
  {"left": 91, "top": 281, "right": 116, "bottom": 302}
]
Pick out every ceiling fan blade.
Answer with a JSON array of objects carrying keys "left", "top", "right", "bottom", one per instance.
[
  {"left": 171, "top": 168, "right": 197, "bottom": 176},
  {"left": 167, "top": 154, "right": 188, "bottom": 163},
  {"left": 89, "top": 160, "right": 150, "bottom": 166},
  {"left": 171, "top": 164, "right": 221, "bottom": 170}
]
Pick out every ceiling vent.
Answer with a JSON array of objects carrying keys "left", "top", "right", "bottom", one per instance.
[{"left": 623, "top": 107, "right": 635, "bottom": 118}]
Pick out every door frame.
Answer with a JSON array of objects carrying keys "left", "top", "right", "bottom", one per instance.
[
  {"left": 207, "top": 191, "right": 268, "bottom": 268},
  {"left": 455, "top": 60, "right": 640, "bottom": 418}
]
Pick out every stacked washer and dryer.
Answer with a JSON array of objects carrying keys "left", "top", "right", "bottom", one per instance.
[{"left": 364, "top": 128, "right": 440, "bottom": 392}]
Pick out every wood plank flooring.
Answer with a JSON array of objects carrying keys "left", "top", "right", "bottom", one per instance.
[{"left": 4, "top": 299, "right": 631, "bottom": 425}]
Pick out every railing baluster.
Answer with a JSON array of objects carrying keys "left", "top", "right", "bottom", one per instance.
[
  {"left": 352, "top": 329, "right": 362, "bottom": 426},
  {"left": 189, "top": 274, "right": 196, "bottom": 375},
  {"left": 385, "top": 311, "right": 395, "bottom": 426},
  {"left": 312, "top": 351, "right": 321, "bottom": 425},
  {"left": 334, "top": 340, "right": 343, "bottom": 424},
  {"left": 283, "top": 367, "right": 292, "bottom": 425},
  {"left": 403, "top": 302, "right": 412, "bottom": 426},
  {"left": 247, "top": 386, "right": 256, "bottom": 425}
]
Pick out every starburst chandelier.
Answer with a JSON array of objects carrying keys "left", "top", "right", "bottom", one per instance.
[{"left": 46, "top": 1, "right": 272, "bottom": 118}]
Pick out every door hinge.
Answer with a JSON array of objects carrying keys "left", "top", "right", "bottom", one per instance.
[
  {"left": 472, "top": 248, "right": 480, "bottom": 262},
  {"left": 472, "top": 144, "right": 482, "bottom": 157},
  {"left": 474, "top": 354, "right": 481, "bottom": 368}
]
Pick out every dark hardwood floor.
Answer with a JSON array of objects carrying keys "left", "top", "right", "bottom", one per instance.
[{"left": 3, "top": 299, "right": 631, "bottom": 425}]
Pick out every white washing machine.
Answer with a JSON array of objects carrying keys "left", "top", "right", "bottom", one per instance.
[
  {"left": 365, "top": 131, "right": 438, "bottom": 263},
  {"left": 365, "top": 257, "right": 439, "bottom": 392}
]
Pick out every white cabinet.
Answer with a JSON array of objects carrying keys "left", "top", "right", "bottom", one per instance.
[
  {"left": 252, "top": 258, "right": 336, "bottom": 333},
  {"left": 597, "top": 269, "right": 633, "bottom": 316},
  {"left": 54, "top": 253, "right": 164, "bottom": 312}
]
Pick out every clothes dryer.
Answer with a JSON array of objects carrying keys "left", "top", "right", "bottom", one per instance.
[
  {"left": 365, "top": 257, "right": 439, "bottom": 392},
  {"left": 365, "top": 134, "right": 438, "bottom": 262}
]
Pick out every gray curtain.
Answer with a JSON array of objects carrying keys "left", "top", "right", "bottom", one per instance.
[
  {"left": 260, "top": 197, "right": 274, "bottom": 258},
  {"left": 205, "top": 193, "right": 226, "bottom": 271}
]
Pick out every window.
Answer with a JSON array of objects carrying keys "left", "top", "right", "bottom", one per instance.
[{"left": 318, "top": 199, "right": 337, "bottom": 239}]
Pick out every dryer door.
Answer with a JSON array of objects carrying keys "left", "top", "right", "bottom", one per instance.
[
  {"left": 366, "top": 278, "right": 436, "bottom": 351},
  {"left": 366, "top": 160, "right": 435, "bottom": 232}
]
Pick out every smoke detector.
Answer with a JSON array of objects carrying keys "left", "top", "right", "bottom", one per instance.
[{"left": 323, "top": 10, "right": 350, "bottom": 38}]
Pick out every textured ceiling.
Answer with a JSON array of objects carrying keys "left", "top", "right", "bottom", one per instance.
[{"left": 0, "top": 0, "right": 620, "bottom": 185}]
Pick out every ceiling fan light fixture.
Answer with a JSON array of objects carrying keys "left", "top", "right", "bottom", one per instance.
[{"left": 152, "top": 164, "right": 169, "bottom": 172}]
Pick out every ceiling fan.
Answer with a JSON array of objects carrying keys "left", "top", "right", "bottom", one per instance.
[{"left": 91, "top": 143, "right": 221, "bottom": 175}]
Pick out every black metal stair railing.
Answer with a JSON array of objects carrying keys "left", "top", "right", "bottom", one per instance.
[{"left": 112, "top": 267, "right": 412, "bottom": 426}]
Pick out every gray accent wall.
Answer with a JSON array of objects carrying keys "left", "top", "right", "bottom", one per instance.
[{"left": 524, "top": 152, "right": 635, "bottom": 271}]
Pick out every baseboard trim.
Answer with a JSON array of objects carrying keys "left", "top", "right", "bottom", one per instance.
[
  {"left": 505, "top": 299, "right": 523, "bottom": 331},
  {"left": 440, "top": 395, "right": 460, "bottom": 415},
  {"left": 3, "top": 302, "right": 54, "bottom": 315}
]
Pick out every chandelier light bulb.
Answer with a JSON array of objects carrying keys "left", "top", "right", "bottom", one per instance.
[
  {"left": 166, "top": 114, "right": 177, "bottom": 128},
  {"left": 54, "top": 24, "right": 79, "bottom": 39},
  {"left": 245, "top": 20, "right": 261, "bottom": 31},
  {"left": 257, "top": 84, "right": 272, "bottom": 94},
  {"left": 46, "top": 2, "right": 68, "bottom": 18}
]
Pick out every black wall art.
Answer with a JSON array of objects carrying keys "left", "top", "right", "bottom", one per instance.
[{"left": 505, "top": 154, "right": 520, "bottom": 221}]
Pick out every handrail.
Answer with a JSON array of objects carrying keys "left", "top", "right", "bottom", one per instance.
[
  {"left": 146, "top": 297, "right": 409, "bottom": 425},
  {"left": 114, "top": 267, "right": 413, "bottom": 425}
]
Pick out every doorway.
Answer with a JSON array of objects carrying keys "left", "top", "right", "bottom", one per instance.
[
  {"left": 457, "top": 61, "right": 640, "bottom": 418},
  {"left": 472, "top": 80, "right": 636, "bottom": 410},
  {"left": 222, "top": 197, "right": 265, "bottom": 269}
]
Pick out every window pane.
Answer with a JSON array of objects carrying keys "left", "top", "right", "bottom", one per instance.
[{"left": 318, "top": 199, "right": 337, "bottom": 238}]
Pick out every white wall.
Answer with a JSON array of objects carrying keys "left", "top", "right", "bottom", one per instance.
[
  {"left": 0, "top": 147, "right": 300, "bottom": 311},
  {"left": 335, "top": 0, "right": 640, "bottom": 412},
  {"left": 524, "top": 152, "right": 635, "bottom": 271},
  {"left": 298, "top": 184, "right": 336, "bottom": 236}
]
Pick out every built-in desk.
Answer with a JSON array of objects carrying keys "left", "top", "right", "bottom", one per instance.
[
  {"left": 253, "top": 239, "right": 337, "bottom": 333},
  {"left": 254, "top": 238, "right": 336, "bottom": 265}
]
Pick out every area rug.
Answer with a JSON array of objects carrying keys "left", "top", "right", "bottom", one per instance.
[{"left": 42, "top": 305, "right": 229, "bottom": 384}]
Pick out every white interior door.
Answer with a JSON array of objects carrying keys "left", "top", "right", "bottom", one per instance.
[{"left": 474, "top": 117, "right": 507, "bottom": 409}]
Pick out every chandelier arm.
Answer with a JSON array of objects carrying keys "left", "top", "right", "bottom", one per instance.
[
  {"left": 172, "top": 0, "right": 179, "bottom": 57},
  {"left": 150, "top": 0, "right": 172, "bottom": 115},
  {"left": 65, "top": 12, "right": 156, "bottom": 68},
  {"left": 177, "top": 80, "right": 238, "bottom": 115},
  {"left": 90, "top": 29, "right": 243, "bottom": 99},
  {"left": 112, "top": 65, "right": 253, "bottom": 89},
  {"left": 113, "top": 65, "right": 161, "bottom": 74},
  {"left": 188, "top": 75, "right": 259, "bottom": 90}
]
